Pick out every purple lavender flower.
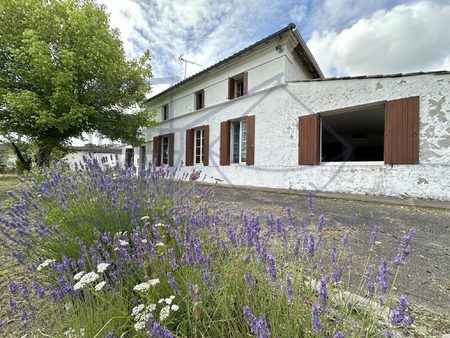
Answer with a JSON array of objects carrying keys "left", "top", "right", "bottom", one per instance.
[
  {"left": 311, "top": 304, "right": 322, "bottom": 333},
  {"left": 146, "top": 316, "right": 173, "bottom": 337},
  {"left": 167, "top": 272, "right": 178, "bottom": 291},
  {"left": 307, "top": 233, "right": 315, "bottom": 257},
  {"left": 383, "top": 329, "right": 394, "bottom": 337},
  {"left": 242, "top": 306, "right": 271, "bottom": 338},
  {"left": 168, "top": 248, "right": 178, "bottom": 270},
  {"left": 265, "top": 254, "right": 276, "bottom": 281},
  {"left": 245, "top": 274, "right": 256, "bottom": 294},
  {"left": 9, "top": 281, "right": 18, "bottom": 295},
  {"left": 343, "top": 230, "right": 349, "bottom": 246},
  {"left": 285, "top": 274, "right": 294, "bottom": 302},
  {"left": 32, "top": 281, "right": 45, "bottom": 299},
  {"left": 319, "top": 277, "right": 328, "bottom": 310},
  {"left": 391, "top": 294, "right": 410, "bottom": 326},
  {"left": 9, "top": 297, "right": 17, "bottom": 312},
  {"left": 370, "top": 226, "right": 379, "bottom": 242},
  {"left": 317, "top": 215, "right": 325, "bottom": 231},
  {"left": 334, "top": 332, "right": 344, "bottom": 338}
]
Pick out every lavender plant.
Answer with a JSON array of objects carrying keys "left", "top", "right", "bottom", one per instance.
[{"left": 0, "top": 159, "right": 417, "bottom": 337}]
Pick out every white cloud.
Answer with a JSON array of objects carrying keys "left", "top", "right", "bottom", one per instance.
[{"left": 308, "top": 1, "right": 450, "bottom": 76}]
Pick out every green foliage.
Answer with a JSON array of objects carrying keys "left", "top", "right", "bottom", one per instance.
[{"left": 0, "top": 0, "right": 154, "bottom": 165}]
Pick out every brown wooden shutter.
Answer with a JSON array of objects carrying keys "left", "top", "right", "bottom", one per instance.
[
  {"left": 220, "top": 121, "right": 230, "bottom": 165},
  {"left": 201, "top": 90, "right": 205, "bottom": 108},
  {"left": 185, "top": 129, "right": 194, "bottom": 166},
  {"left": 168, "top": 133, "right": 174, "bottom": 166},
  {"left": 203, "top": 125, "right": 209, "bottom": 166},
  {"left": 246, "top": 115, "right": 255, "bottom": 165},
  {"left": 243, "top": 71, "right": 248, "bottom": 95},
  {"left": 299, "top": 114, "right": 321, "bottom": 165},
  {"left": 153, "top": 136, "right": 161, "bottom": 166},
  {"left": 228, "top": 78, "right": 235, "bottom": 100},
  {"left": 385, "top": 96, "right": 419, "bottom": 164}
]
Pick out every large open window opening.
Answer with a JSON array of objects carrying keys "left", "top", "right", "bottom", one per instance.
[{"left": 321, "top": 103, "right": 385, "bottom": 162}]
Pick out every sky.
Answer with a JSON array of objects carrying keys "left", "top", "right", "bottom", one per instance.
[{"left": 96, "top": 0, "right": 450, "bottom": 95}]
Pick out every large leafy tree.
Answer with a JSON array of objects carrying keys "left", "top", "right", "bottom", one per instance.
[{"left": 0, "top": 0, "right": 153, "bottom": 167}]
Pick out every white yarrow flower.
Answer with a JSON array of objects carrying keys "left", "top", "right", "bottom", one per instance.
[
  {"left": 171, "top": 304, "right": 179, "bottom": 311},
  {"left": 131, "top": 304, "right": 145, "bottom": 317},
  {"left": 164, "top": 297, "right": 172, "bottom": 305},
  {"left": 133, "top": 282, "right": 150, "bottom": 292},
  {"left": 155, "top": 242, "right": 165, "bottom": 247},
  {"left": 119, "top": 240, "right": 129, "bottom": 247},
  {"left": 158, "top": 298, "right": 165, "bottom": 304},
  {"left": 146, "top": 304, "right": 156, "bottom": 312},
  {"left": 149, "top": 278, "right": 160, "bottom": 286},
  {"left": 134, "top": 321, "right": 146, "bottom": 331},
  {"left": 73, "top": 271, "right": 100, "bottom": 290},
  {"left": 140, "top": 216, "right": 150, "bottom": 220},
  {"left": 141, "top": 239, "right": 148, "bottom": 244},
  {"left": 37, "top": 259, "right": 56, "bottom": 271},
  {"left": 96, "top": 263, "right": 110, "bottom": 273},
  {"left": 159, "top": 305, "right": 171, "bottom": 321},
  {"left": 94, "top": 281, "right": 106, "bottom": 291},
  {"left": 73, "top": 271, "right": 86, "bottom": 281},
  {"left": 154, "top": 223, "right": 165, "bottom": 227}
]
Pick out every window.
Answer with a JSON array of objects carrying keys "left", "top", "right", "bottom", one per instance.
[
  {"left": 194, "top": 128, "right": 204, "bottom": 164},
  {"left": 298, "top": 97, "right": 419, "bottom": 165},
  {"left": 162, "top": 104, "right": 169, "bottom": 121},
  {"left": 231, "top": 120, "right": 247, "bottom": 163},
  {"left": 195, "top": 90, "right": 204, "bottom": 110},
  {"left": 161, "top": 136, "right": 169, "bottom": 165},
  {"left": 153, "top": 133, "right": 174, "bottom": 166},
  {"left": 228, "top": 72, "right": 248, "bottom": 99},
  {"left": 220, "top": 116, "right": 255, "bottom": 166},
  {"left": 185, "top": 126, "right": 209, "bottom": 166}
]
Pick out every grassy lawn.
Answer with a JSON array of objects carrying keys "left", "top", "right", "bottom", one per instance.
[{"left": 0, "top": 174, "right": 19, "bottom": 204}]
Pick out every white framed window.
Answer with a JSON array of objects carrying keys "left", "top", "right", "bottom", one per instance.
[
  {"left": 231, "top": 120, "right": 247, "bottom": 163},
  {"left": 161, "top": 136, "right": 169, "bottom": 165},
  {"left": 194, "top": 128, "right": 204, "bottom": 164}
]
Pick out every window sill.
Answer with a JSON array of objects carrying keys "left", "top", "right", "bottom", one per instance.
[{"left": 320, "top": 161, "right": 385, "bottom": 166}]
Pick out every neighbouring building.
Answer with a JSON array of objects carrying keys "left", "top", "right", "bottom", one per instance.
[
  {"left": 136, "top": 23, "right": 450, "bottom": 201},
  {"left": 64, "top": 145, "right": 124, "bottom": 169}
]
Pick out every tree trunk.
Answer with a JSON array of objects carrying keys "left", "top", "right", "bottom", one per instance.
[
  {"left": 36, "top": 144, "right": 53, "bottom": 167},
  {"left": 9, "top": 141, "right": 32, "bottom": 172}
]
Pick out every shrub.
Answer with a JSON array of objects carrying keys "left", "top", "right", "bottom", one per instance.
[{"left": 0, "top": 160, "right": 416, "bottom": 337}]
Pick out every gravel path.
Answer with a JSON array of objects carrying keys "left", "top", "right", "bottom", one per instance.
[{"left": 210, "top": 185, "right": 450, "bottom": 334}]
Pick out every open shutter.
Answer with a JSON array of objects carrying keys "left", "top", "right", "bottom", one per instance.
[
  {"left": 228, "top": 78, "right": 235, "bottom": 100},
  {"left": 246, "top": 115, "right": 255, "bottom": 165},
  {"left": 203, "top": 125, "right": 209, "bottom": 166},
  {"left": 385, "top": 96, "right": 419, "bottom": 164},
  {"left": 168, "top": 133, "right": 174, "bottom": 166},
  {"left": 299, "top": 114, "right": 321, "bottom": 165},
  {"left": 153, "top": 136, "right": 161, "bottom": 166},
  {"left": 220, "top": 121, "right": 230, "bottom": 165},
  {"left": 185, "top": 129, "right": 194, "bottom": 166},
  {"left": 243, "top": 71, "right": 248, "bottom": 95}
]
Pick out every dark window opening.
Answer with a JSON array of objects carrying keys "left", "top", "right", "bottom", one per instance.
[
  {"left": 125, "top": 148, "right": 134, "bottom": 167},
  {"left": 195, "top": 90, "right": 204, "bottom": 110},
  {"left": 321, "top": 104, "right": 385, "bottom": 162},
  {"left": 162, "top": 105, "right": 169, "bottom": 121},
  {"left": 235, "top": 78, "right": 244, "bottom": 97}
]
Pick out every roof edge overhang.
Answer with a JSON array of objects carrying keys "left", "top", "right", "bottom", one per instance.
[{"left": 146, "top": 23, "right": 323, "bottom": 104}]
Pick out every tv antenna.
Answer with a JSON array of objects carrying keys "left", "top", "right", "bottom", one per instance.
[{"left": 179, "top": 54, "right": 203, "bottom": 79}]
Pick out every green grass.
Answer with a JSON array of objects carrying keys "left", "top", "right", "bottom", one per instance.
[{"left": 0, "top": 174, "right": 19, "bottom": 204}]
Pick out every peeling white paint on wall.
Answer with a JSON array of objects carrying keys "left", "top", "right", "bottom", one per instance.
[{"left": 140, "top": 26, "right": 450, "bottom": 201}]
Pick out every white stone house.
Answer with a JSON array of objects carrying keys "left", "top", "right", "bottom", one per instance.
[{"left": 138, "top": 23, "right": 450, "bottom": 201}]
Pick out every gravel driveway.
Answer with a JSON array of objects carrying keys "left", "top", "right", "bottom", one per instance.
[{"left": 209, "top": 185, "right": 450, "bottom": 333}]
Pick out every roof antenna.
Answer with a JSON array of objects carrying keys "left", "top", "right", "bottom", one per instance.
[{"left": 178, "top": 54, "right": 204, "bottom": 79}]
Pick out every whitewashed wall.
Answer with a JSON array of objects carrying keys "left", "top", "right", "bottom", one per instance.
[{"left": 144, "top": 73, "right": 450, "bottom": 201}]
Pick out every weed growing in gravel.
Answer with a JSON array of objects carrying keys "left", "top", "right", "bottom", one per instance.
[{"left": 0, "top": 160, "right": 416, "bottom": 337}]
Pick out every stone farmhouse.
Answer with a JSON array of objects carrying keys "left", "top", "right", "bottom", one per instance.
[{"left": 132, "top": 23, "right": 450, "bottom": 201}]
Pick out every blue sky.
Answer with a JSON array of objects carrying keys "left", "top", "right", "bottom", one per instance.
[{"left": 97, "top": 0, "right": 450, "bottom": 93}]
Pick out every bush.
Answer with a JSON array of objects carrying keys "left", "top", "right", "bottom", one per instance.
[{"left": 0, "top": 160, "right": 416, "bottom": 337}]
